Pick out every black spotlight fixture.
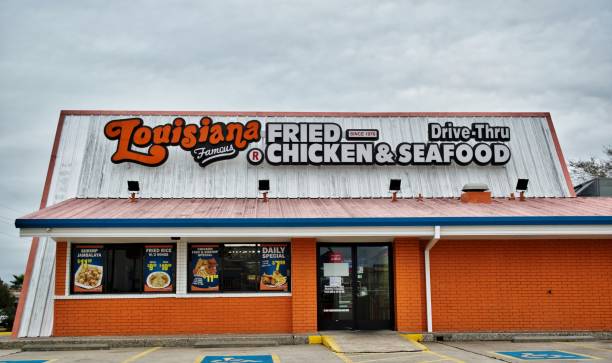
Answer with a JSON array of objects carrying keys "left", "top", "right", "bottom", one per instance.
[
  {"left": 389, "top": 179, "right": 401, "bottom": 202},
  {"left": 127, "top": 181, "right": 140, "bottom": 202},
  {"left": 516, "top": 178, "right": 529, "bottom": 201},
  {"left": 258, "top": 179, "right": 270, "bottom": 202},
  {"left": 258, "top": 179, "right": 270, "bottom": 191},
  {"left": 516, "top": 178, "right": 529, "bottom": 191}
]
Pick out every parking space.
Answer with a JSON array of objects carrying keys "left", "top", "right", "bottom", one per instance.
[
  {"left": 425, "top": 340, "right": 611, "bottom": 362},
  {"left": 0, "top": 347, "right": 157, "bottom": 363},
  {"left": 0, "top": 340, "right": 609, "bottom": 363},
  {"left": 343, "top": 340, "right": 611, "bottom": 363},
  {"left": 0, "top": 344, "right": 343, "bottom": 363}
]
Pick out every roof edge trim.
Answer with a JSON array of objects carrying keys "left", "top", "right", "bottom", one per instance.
[
  {"left": 60, "top": 110, "right": 552, "bottom": 117},
  {"left": 15, "top": 216, "right": 612, "bottom": 229}
]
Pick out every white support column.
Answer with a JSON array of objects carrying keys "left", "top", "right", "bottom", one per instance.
[
  {"left": 65, "top": 241, "right": 71, "bottom": 296},
  {"left": 425, "top": 225, "right": 441, "bottom": 333},
  {"left": 176, "top": 240, "right": 187, "bottom": 295}
]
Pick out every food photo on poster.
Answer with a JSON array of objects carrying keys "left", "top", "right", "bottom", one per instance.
[
  {"left": 143, "top": 245, "right": 175, "bottom": 292},
  {"left": 190, "top": 244, "right": 220, "bottom": 291},
  {"left": 73, "top": 245, "right": 104, "bottom": 293},
  {"left": 259, "top": 244, "right": 289, "bottom": 291}
]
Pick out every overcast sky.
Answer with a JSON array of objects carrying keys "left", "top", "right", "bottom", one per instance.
[{"left": 0, "top": 1, "right": 611, "bottom": 282}]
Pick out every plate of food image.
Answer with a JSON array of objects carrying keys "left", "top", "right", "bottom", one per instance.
[
  {"left": 261, "top": 270, "right": 287, "bottom": 288},
  {"left": 74, "top": 263, "right": 103, "bottom": 289},
  {"left": 146, "top": 271, "right": 171, "bottom": 289}
]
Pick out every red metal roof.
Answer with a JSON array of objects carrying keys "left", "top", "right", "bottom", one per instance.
[{"left": 17, "top": 197, "right": 612, "bottom": 221}]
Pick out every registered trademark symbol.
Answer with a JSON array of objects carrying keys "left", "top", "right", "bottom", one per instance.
[{"left": 247, "top": 148, "right": 264, "bottom": 165}]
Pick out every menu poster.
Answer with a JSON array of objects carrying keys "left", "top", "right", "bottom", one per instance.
[
  {"left": 144, "top": 245, "right": 175, "bottom": 292},
  {"left": 73, "top": 245, "right": 104, "bottom": 293},
  {"left": 190, "top": 245, "right": 220, "bottom": 291},
  {"left": 259, "top": 244, "right": 289, "bottom": 291}
]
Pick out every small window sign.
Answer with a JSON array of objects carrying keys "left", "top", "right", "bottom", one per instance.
[
  {"left": 190, "top": 244, "right": 221, "bottom": 292},
  {"left": 143, "top": 245, "right": 175, "bottom": 292},
  {"left": 259, "top": 244, "right": 289, "bottom": 291},
  {"left": 73, "top": 245, "right": 104, "bottom": 293},
  {"left": 345, "top": 129, "right": 379, "bottom": 140},
  {"left": 323, "top": 262, "right": 349, "bottom": 277}
]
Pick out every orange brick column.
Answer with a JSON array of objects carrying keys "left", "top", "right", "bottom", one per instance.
[
  {"left": 291, "top": 238, "right": 318, "bottom": 333},
  {"left": 55, "top": 241, "right": 67, "bottom": 296},
  {"left": 393, "top": 238, "right": 426, "bottom": 332}
]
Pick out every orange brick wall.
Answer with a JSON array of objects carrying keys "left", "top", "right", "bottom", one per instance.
[
  {"left": 55, "top": 241, "right": 67, "bottom": 296},
  {"left": 430, "top": 239, "right": 612, "bottom": 331},
  {"left": 393, "top": 238, "right": 426, "bottom": 331},
  {"left": 290, "top": 238, "right": 318, "bottom": 333},
  {"left": 53, "top": 238, "right": 612, "bottom": 335},
  {"left": 54, "top": 297, "right": 291, "bottom": 336}
]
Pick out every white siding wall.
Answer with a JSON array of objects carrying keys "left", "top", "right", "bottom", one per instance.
[{"left": 71, "top": 115, "right": 569, "bottom": 199}]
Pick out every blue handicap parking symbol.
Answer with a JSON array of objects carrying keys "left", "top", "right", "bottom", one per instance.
[
  {"left": 497, "top": 350, "right": 593, "bottom": 360},
  {"left": 201, "top": 355, "right": 274, "bottom": 363}
]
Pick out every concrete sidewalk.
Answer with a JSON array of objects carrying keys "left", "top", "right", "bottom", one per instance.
[
  {"left": 3, "top": 331, "right": 611, "bottom": 353},
  {"left": 320, "top": 330, "right": 423, "bottom": 353},
  {"left": 0, "top": 334, "right": 309, "bottom": 350}
]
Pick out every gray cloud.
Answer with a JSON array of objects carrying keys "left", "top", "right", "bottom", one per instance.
[{"left": 1, "top": 0, "right": 611, "bottom": 280}]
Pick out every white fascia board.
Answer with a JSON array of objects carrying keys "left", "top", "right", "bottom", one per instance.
[
  {"left": 19, "top": 224, "right": 612, "bottom": 240},
  {"left": 441, "top": 224, "right": 612, "bottom": 238},
  {"left": 19, "top": 226, "right": 434, "bottom": 239}
]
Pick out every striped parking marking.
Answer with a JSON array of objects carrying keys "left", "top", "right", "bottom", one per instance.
[
  {"left": 563, "top": 342, "right": 612, "bottom": 352},
  {"left": 121, "top": 346, "right": 162, "bottom": 363}
]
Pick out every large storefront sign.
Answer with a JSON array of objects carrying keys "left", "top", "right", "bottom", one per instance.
[
  {"left": 104, "top": 117, "right": 261, "bottom": 167},
  {"left": 250, "top": 122, "right": 511, "bottom": 166},
  {"left": 104, "top": 117, "right": 511, "bottom": 167}
]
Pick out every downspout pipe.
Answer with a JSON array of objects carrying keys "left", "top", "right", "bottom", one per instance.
[{"left": 425, "top": 225, "right": 441, "bottom": 333}]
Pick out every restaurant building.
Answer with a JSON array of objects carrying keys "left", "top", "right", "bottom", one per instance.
[{"left": 12, "top": 111, "right": 612, "bottom": 337}]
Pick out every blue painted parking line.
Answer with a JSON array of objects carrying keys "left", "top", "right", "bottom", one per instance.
[
  {"left": 201, "top": 355, "right": 275, "bottom": 363},
  {"left": 0, "top": 360, "right": 52, "bottom": 363},
  {"left": 496, "top": 350, "right": 594, "bottom": 360}
]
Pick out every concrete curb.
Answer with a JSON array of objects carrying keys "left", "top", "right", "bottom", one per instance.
[
  {"left": 4, "top": 331, "right": 611, "bottom": 350},
  {"left": 22, "top": 343, "right": 110, "bottom": 351},
  {"left": 0, "top": 334, "right": 309, "bottom": 350},
  {"left": 399, "top": 331, "right": 612, "bottom": 342},
  {"left": 512, "top": 335, "right": 596, "bottom": 343}
]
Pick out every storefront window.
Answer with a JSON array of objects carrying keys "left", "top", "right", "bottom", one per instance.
[
  {"left": 71, "top": 244, "right": 176, "bottom": 294},
  {"left": 222, "top": 245, "right": 260, "bottom": 291},
  {"left": 107, "top": 245, "right": 143, "bottom": 293},
  {"left": 188, "top": 243, "right": 290, "bottom": 293}
]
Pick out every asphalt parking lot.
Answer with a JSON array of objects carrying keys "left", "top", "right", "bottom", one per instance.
[{"left": 0, "top": 339, "right": 610, "bottom": 363}]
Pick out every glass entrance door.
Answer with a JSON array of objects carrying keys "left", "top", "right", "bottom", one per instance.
[{"left": 318, "top": 244, "right": 392, "bottom": 330}]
